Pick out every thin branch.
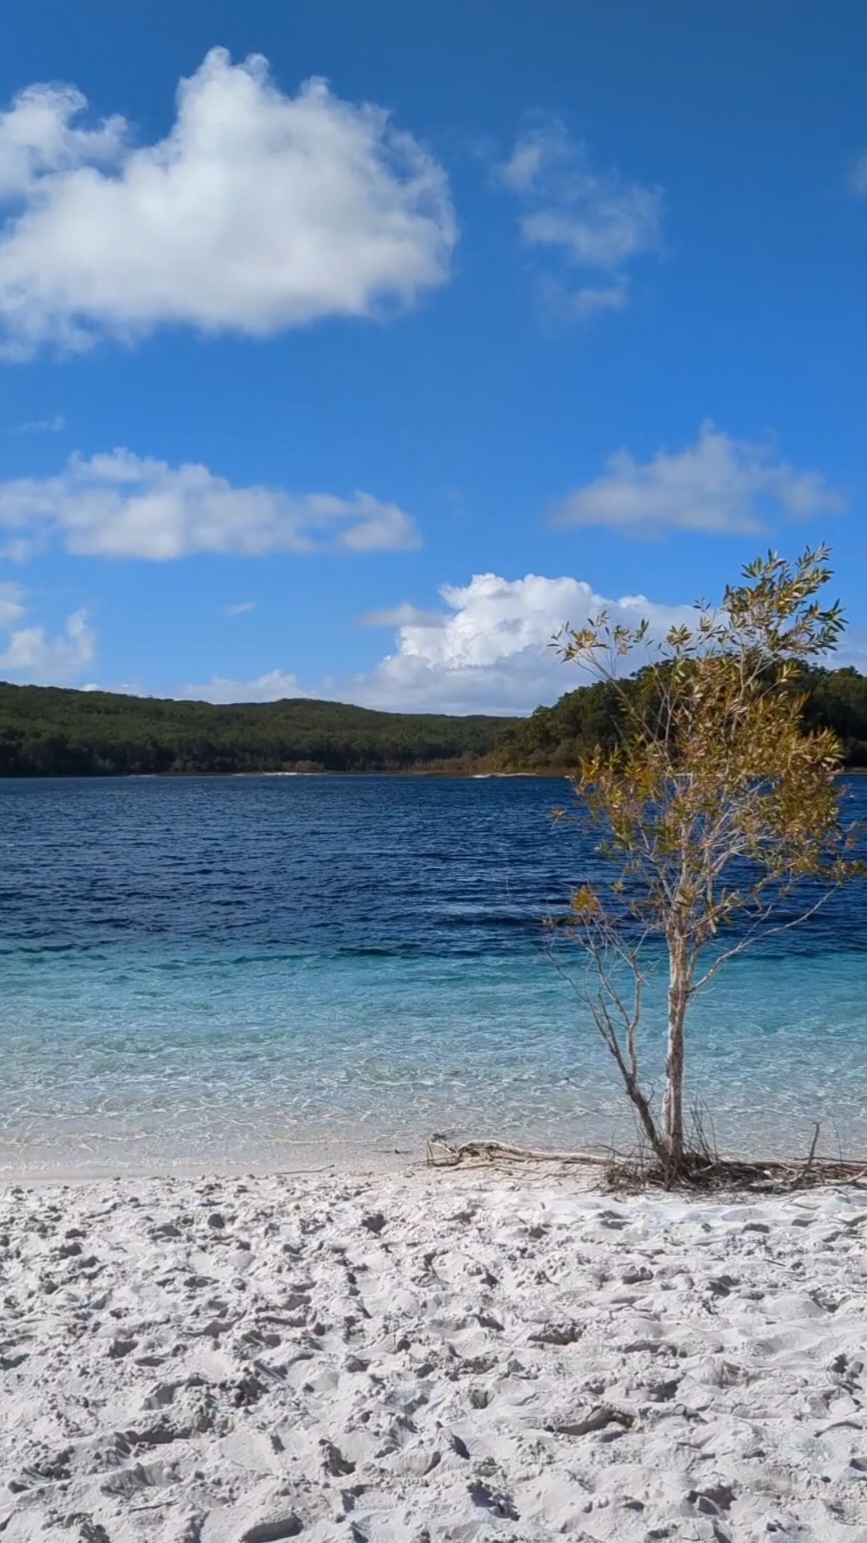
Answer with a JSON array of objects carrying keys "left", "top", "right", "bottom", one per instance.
[{"left": 691, "top": 889, "right": 834, "bottom": 993}]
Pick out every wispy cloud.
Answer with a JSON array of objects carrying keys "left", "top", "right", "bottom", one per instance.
[
  {"left": 847, "top": 151, "right": 867, "bottom": 197},
  {"left": 180, "top": 669, "right": 302, "bottom": 704},
  {"left": 0, "top": 580, "right": 25, "bottom": 628},
  {"left": 225, "top": 601, "right": 256, "bottom": 616},
  {"left": 0, "top": 449, "right": 421, "bottom": 560},
  {"left": 498, "top": 117, "right": 663, "bottom": 320},
  {"left": 11, "top": 413, "right": 65, "bottom": 434},
  {"left": 359, "top": 602, "right": 445, "bottom": 627},
  {"left": 0, "top": 48, "right": 456, "bottom": 358},
  {"left": 553, "top": 422, "right": 844, "bottom": 537}
]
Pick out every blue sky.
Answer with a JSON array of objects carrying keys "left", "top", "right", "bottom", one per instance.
[{"left": 0, "top": 0, "right": 866, "bottom": 712}]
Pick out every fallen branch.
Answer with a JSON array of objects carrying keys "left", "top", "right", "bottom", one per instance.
[
  {"left": 426, "top": 1138, "right": 610, "bottom": 1168},
  {"left": 426, "top": 1136, "right": 867, "bottom": 1191}
]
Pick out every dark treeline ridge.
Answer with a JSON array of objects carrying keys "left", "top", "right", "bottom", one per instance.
[
  {"left": 0, "top": 683, "right": 512, "bottom": 776},
  {"left": 494, "top": 665, "right": 867, "bottom": 771},
  {"left": 2, "top": 665, "right": 867, "bottom": 776}
]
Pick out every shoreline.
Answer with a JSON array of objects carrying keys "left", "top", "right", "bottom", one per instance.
[
  {"left": 0, "top": 1144, "right": 417, "bottom": 1189},
  {"left": 3, "top": 1162, "right": 867, "bottom": 1541},
  {"left": 1, "top": 766, "right": 866, "bottom": 779},
  {"left": 5, "top": 1116, "right": 867, "bottom": 1189}
]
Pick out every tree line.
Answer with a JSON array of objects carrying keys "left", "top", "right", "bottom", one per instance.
[
  {"left": 0, "top": 684, "right": 511, "bottom": 776},
  {"left": 494, "top": 664, "right": 867, "bottom": 772},
  {"left": 0, "top": 664, "right": 866, "bottom": 776}
]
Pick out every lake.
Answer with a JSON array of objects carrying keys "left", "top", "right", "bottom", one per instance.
[{"left": 1, "top": 773, "right": 866, "bottom": 1176}]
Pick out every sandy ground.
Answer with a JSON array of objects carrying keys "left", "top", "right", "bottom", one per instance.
[{"left": 2, "top": 1164, "right": 867, "bottom": 1542}]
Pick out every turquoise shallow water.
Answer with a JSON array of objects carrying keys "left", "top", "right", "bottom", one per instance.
[{"left": 1, "top": 774, "right": 866, "bottom": 1175}]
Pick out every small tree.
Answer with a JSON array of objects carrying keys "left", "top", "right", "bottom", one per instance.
[{"left": 556, "top": 547, "right": 863, "bottom": 1179}]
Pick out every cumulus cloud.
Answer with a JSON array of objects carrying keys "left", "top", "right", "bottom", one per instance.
[
  {"left": 180, "top": 669, "right": 302, "bottom": 704},
  {"left": 0, "top": 48, "right": 456, "bottom": 356},
  {"left": 0, "top": 84, "right": 124, "bottom": 198},
  {"left": 554, "top": 422, "right": 844, "bottom": 537},
  {"left": 161, "top": 573, "right": 697, "bottom": 712},
  {"left": 499, "top": 118, "right": 663, "bottom": 318},
  {"left": 27, "top": 564, "right": 856, "bottom": 714},
  {"left": 350, "top": 572, "right": 698, "bottom": 714},
  {"left": 0, "top": 599, "right": 94, "bottom": 684},
  {"left": 0, "top": 449, "right": 420, "bottom": 559}
]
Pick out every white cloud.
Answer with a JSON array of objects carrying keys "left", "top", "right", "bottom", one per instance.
[
  {"left": 349, "top": 572, "right": 698, "bottom": 714},
  {"left": 181, "top": 669, "right": 302, "bottom": 704},
  {"left": 0, "top": 84, "right": 124, "bottom": 198},
  {"left": 554, "top": 422, "right": 844, "bottom": 537},
  {"left": 359, "top": 601, "right": 445, "bottom": 627},
  {"left": 12, "top": 413, "right": 65, "bottom": 434},
  {"left": 14, "top": 563, "right": 855, "bottom": 715},
  {"left": 565, "top": 281, "right": 629, "bottom": 319},
  {"left": 0, "top": 449, "right": 421, "bottom": 559},
  {"left": 0, "top": 48, "right": 456, "bottom": 356},
  {"left": 225, "top": 600, "right": 256, "bottom": 616},
  {"left": 0, "top": 580, "right": 26, "bottom": 628},
  {"left": 165, "top": 573, "right": 695, "bottom": 713},
  {"left": 499, "top": 118, "right": 663, "bottom": 317},
  {"left": 0, "top": 604, "right": 95, "bottom": 683}
]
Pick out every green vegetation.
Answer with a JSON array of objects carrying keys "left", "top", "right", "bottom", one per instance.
[
  {"left": 0, "top": 683, "right": 511, "bottom": 776},
  {"left": 495, "top": 665, "right": 867, "bottom": 772},
  {"left": 0, "top": 660, "right": 866, "bottom": 776},
  {"left": 552, "top": 547, "right": 863, "bottom": 1178}
]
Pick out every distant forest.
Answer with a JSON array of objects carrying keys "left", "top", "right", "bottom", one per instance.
[
  {"left": 494, "top": 665, "right": 867, "bottom": 772},
  {"left": 0, "top": 666, "right": 866, "bottom": 776},
  {"left": 0, "top": 684, "right": 511, "bottom": 776}
]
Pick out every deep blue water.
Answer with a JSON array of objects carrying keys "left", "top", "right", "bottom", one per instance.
[{"left": 1, "top": 774, "right": 866, "bottom": 1175}]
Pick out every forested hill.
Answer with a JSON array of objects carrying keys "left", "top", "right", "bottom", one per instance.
[
  {"left": 0, "top": 683, "right": 512, "bottom": 776},
  {"left": 2, "top": 664, "right": 867, "bottom": 777},
  {"left": 493, "top": 665, "right": 867, "bottom": 771}
]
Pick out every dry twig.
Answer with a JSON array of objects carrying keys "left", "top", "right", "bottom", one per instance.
[{"left": 426, "top": 1133, "right": 867, "bottom": 1193}]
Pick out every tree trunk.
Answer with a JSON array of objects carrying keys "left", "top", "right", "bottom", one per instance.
[
  {"left": 623, "top": 1071, "right": 668, "bottom": 1164},
  {"left": 662, "top": 945, "right": 688, "bottom": 1172}
]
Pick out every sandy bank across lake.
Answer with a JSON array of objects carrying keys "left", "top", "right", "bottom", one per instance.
[{"left": 2, "top": 1163, "right": 867, "bottom": 1542}]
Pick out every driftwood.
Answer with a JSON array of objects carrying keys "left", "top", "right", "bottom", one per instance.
[
  {"left": 426, "top": 1138, "right": 609, "bottom": 1168},
  {"left": 425, "top": 1133, "right": 867, "bottom": 1192}
]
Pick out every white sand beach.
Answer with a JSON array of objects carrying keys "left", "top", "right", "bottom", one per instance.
[{"left": 2, "top": 1164, "right": 867, "bottom": 1542}]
